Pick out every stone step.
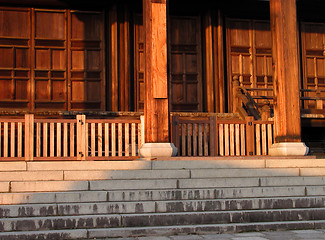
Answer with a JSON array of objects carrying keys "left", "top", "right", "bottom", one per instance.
[
  {"left": 2, "top": 168, "right": 321, "bottom": 182},
  {"left": 2, "top": 196, "right": 325, "bottom": 218},
  {"left": 0, "top": 229, "right": 87, "bottom": 240},
  {"left": 2, "top": 208, "right": 325, "bottom": 232},
  {"left": 1, "top": 220, "right": 324, "bottom": 240},
  {"left": 88, "top": 220, "right": 325, "bottom": 239},
  {"left": 0, "top": 186, "right": 309, "bottom": 205}
]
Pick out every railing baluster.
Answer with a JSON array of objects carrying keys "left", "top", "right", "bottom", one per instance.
[
  {"left": 204, "top": 123, "right": 208, "bottom": 156},
  {"left": 262, "top": 124, "right": 267, "bottom": 155},
  {"left": 267, "top": 123, "right": 273, "bottom": 154},
  {"left": 63, "top": 123, "right": 68, "bottom": 157},
  {"left": 235, "top": 124, "right": 240, "bottom": 156},
  {"left": 105, "top": 123, "right": 109, "bottom": 156},
  {"left": 198, "top": 124, "right": 203, "bottom": 156},
  {"left": 225, "top": 124, "right": 229, "bottom": 156},
  {"left": 111, "top": 123, "right": 116, "bottom": 157},
  {"left": 4, "top": 122, "right": 8, "bottom": 157},
  {"left": 70, "top": 123, "right": 74, "bottom": 157},
  {"left": 0, "top": 122, "right": 2, "bottom": 157},
  {"left": 240, "top": 124, "right": 245, "bottom": 155},
  {"left": 57, "top": 123, "right": 61, "bottom": 157},
  {"left": 11, "top": 122, "right": 15, "bottom": 157},
  {"left": 131, "top": 123, "right": 136, "bottom": 156},
  {"left": 91, "top": 123, "right": 96, "bottom": 157},
  {"left": 18, "top": 122, "right": 22, "bottom": 157},
  {"left": 255, "top": 124, "right": 261, "bottom": 155},
  {"left": 50, "top": 123, "right": 55, "bottom": 157},
  {"left": 118, "top": 123, "right": 122, "bottom": 156},
  {"left": 193, "top": 124, "right": 197, "bottom": 156},
  {"left": 187, "top": 124, "right": 192, "bottom": 156},
  {"left": 125, "top": 123, "right": 129, "bottom": 156},
  {"left": 36, "top": 123, "right": 41, "bottom": 157},
  {"left": 230, "top": 124, "right": 235, "bottom": 156},
  {"left": 98, "top": 123, "right": 102, "bottom": 157},
  {"left": 43, "top": 123, "right": 48, "bottom": 157},
  {"left": 219, "top": 124, "right": 224, "bottom": 156},
  {"left": 181, "top": 124, "right": 186, "bottom": 156}
]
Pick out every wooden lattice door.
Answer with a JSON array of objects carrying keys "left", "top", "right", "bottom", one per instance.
[
  {"left": 301, "top": 22, "right": 325, "bottom": 110},
  {"left": 226, "top": 19, "right": 273, "bottom": 111},
  {"left": 169, "top": 16, "right": 203, "bottom": 112},
  {"left": 0, "top": 7, "right": 104, "bottom": 111}
]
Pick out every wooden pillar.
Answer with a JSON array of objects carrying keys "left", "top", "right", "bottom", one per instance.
[
  {"left": 269, "top": 0, "right": 308, "bottom": 155},
  {"left": 139, "top": 0, "right": 177, "bottom": 157},
  {"left": 270, "top": 0, "right": 301, "bottom": 142},
  {"left": 143, "top": 0, "right": 169, "bottom": 143}
]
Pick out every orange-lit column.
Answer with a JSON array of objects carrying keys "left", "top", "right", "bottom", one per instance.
[
  {"left": 139, "top": 0, "right": 177, "bottom": 157},
  {"left": 269, "top": 0, "right": 308, "bottom": 155}
]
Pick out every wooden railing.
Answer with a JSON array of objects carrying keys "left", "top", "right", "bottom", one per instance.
[
  {"left": 300, "top": 89, "right": 325, "bottom": 111},
  {"left": 0, "top": 114, "right": 144, "bottom": 161},
  {"left": 171, "top": 115, "right": 274, "bottom": 157}
]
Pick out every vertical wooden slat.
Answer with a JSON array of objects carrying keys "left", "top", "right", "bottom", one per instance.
[
  {"left": 76, "top": 115, "right": 86, "bottom": 160},
  {"left": 91, "top": 123, "right": 96, "bottom": 157},
  {"left": 224, "top": 124, "right": 229, "bottom": 156},
  {"left": 267, "top": 123, "right": 273, "bottom": 155},
  {"left": 70, "top": 123, "right": 74, "bottom": 157},
  {"left": 181, "top": 124, "right": 186, "bottom": 156},
  {"left": 4, "top": 122, "right": 8, "bottom": 157},
  {"left": 187, "top": 124, "right": 192, "bottom": 156},
  {"left": 262, "top": 124, "right": 267, "bottom": 155},
  {"left": 240, "top": 124, "right": 246, "bottom": 155},
  {"left": 43, "top": 123, "right": 48, "bottom": 157},
  {"left": 245, "top": 116, "right": 255, "bottom": 156},
  {"left": 10, "top": 122, "right": 15, "bottom": 157},
  {"left": 198, "top": 124, "right": 203, "bottom": 156},
  {"left": 85, "top": 122, "right": 89, "bottom": 157},
  {"left": 125, "top": 123, "right": 129, "bottom": 156},
  {"left": 57, "top": 123, "right": 61, "bottom": 157},
  {"left": 118, "top": 123, "right": 122, "bottom": 156},
  {"left": 140, "top": 115, "right": 145, "bottom": 148},
  {"left": 256, "top": 124, "right": 261, "bottom": 155},
  {"left": 131, "top": 123, "right": 136, "bottom": 156},
  {"left": 111, "top": 123, "right": 116, "bottom": 156},
  {"left": 18, "top": 122, "right": 22, "bottom": 157},
  {"left": 50, "top": 123, "right": 55, "bottom": 157},
  {"left": 219, "top": 124, "right": 224, "bottom": 156},
  {"left": 230, "top": 124, "right": 235, "bottom": 156},
  {"left": 204, "top": 123, "right": 208, "bottom": 156},
  {"left": 63, "top": 123, "right": 68, "bottom": 157},
  {"left": 193, "top": 123, "right": 197, "bottom": 156},
  {"left": 98, "top": 123, "right": 102, "bottom": 157},
  {"left": 235, "top": 124, "right": 240, "bottom": 156},
  {"left": 105, "top": 123, "right": 109, "bottom": 156},
  {"left": 36, "top": 123, "right": 41, "bottom": 157},
  {"left": 209, "top": 117, "right": 215, "bottom": 156},
  {"left": 171, "top": 116, "right": 180, "bottom": 156},
  {"left": 24, "top": 114, "right": 34, "bottom": 160},
  {"left": 0, "top": 122, "right": 1, "bottom": 157}
]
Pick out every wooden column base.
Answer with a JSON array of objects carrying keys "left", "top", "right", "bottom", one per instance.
[
  {"left": 269, "top": 142, "right": 309, "bottom": 156},
  {"left": 139, "top": 143, "right": 178, "bottom": 158}
]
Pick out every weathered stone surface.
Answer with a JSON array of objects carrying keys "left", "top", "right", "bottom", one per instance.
[
  {"left": 0, "top": 171, "right": 63, "bottom": 182},
  {"left": 178, "top": 178, "right": 260, "bottom": 189},
  {"left": 27, "top": 160, "right": 151, "bottom": 171},
  {"left": 190, "top": 168, "right": 299, "bottom": 179},
  {"left": 260, "top": 176, "right": 325, "bottom": 187},
  {"left": 64, "top": 169, "right": 190, "bottom": 181},
  {"left": 0, "top": 229, "right": 87, "bottom": 240},
  {"left": 90, "top": 179, "right": 177, "bottom": 191},
  {"left": 0, "top": 182, "right": 9, "bottom": 193},
  {"left": 1, "top": 215, "right": 121, "bottom": 232},
  {"left": 0, "top": 162, "right": 26, "bottom": 171},
  {"left": 152, "top": 160, "right": 266, "bottom": 170},
  {"left": 10, "top": 181, "right": 89, "bottom": 193}
]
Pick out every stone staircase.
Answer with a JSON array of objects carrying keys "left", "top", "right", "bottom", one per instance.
[{"left": 1, "top": 157, "right": 325, "bottom": 239}]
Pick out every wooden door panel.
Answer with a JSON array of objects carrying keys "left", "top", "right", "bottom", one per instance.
[
  {"left": 169, "top": 16, "right": 202, "bottom": 112},
  {"left": 0, "top": 8, "right": 30, "bottom": 109},
  {"left": 227, "top": 19, "right": 273, "bottom": 109},
  {"left": 70, "top": 11, "right": 104, "bottom": 110}
]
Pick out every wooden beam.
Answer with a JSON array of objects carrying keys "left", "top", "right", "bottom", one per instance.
[
  {"left": 143, "top": 0, "right": 169, "bottom": 143},
  {"left": 270, "top": 0, "right": 302, "bottom": 143}
]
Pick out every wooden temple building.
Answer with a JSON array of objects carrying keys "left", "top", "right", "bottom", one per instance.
[{"left": 0, "top": 0, "right": 325, "bottom": 159}]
